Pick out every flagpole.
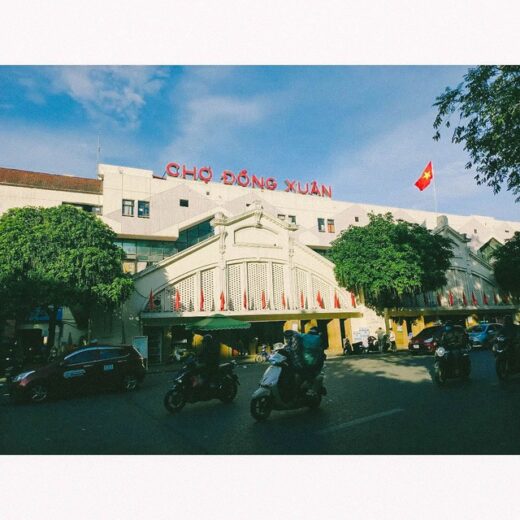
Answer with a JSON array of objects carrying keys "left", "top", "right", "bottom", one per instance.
[{"left": 432, "top": 163, "right": 438, "bottom": 217}]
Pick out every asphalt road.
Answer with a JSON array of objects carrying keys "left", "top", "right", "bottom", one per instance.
[{"left": 2, "top": 349, "right": 520, "bottom": 454}]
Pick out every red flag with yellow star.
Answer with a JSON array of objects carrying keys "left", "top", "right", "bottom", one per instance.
[{"left": 414, "top": 161, "right": 434, "bottom": 191}]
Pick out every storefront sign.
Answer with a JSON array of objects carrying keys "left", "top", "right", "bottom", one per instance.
[{"left": 164, "top": 162, "right": 332, "bottom": 198}]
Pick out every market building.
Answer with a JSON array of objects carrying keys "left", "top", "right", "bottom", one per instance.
[{"left": 0, "top": 163, "right": 518, "bottom": 362}]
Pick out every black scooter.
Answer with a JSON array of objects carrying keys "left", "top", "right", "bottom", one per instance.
[
  {"left": 163, "top": 356, "right": 239, "bottom": 413},
  {"left": 433, "top": 345, "right": 471, "bottom": 385},
  {"left": 494, "top": 336, "right": 520, "bottom": 381}
]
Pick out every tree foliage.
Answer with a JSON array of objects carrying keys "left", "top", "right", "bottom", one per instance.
[
  {"left": 329, "top": 213, "right": 454, "bottom": 314},
  {"left": 0, "top": 205, "right": 134, "bottom": 343},
  {"left": 492, "top": 231, "right": 520, "bottom": 300},
  {"left": 433, "top": 65, "right": 520, "bottom": 201}
]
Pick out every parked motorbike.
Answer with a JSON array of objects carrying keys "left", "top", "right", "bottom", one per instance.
[
  {"left": 494, "top": 335, "right": 520, "bottom": 381},
  {"left": 433, "top": 346, "right": 471, "bottom": 385},
  {"left": 250, "top": 348, "right": 326, "bottom": 421},
  {"left": 163, "top": 356, "right": 239, "bottom": 413},
  {"left": 255, "top": 345, "right": 270, "bottom": 363}
]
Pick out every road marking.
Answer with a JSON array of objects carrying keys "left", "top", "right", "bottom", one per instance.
[{"left": 316, "top": 408, "right": 405, "bottom": 435}]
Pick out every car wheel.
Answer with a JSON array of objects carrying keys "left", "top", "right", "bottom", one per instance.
[
  {"left": 250, "top": 395, "right": 272, "bottom": 421},
  {"left": 164, "top": 386, "right": 186, "bottom": 414},
  {"left": 28, "top": 382, "right": 49, "bottom": 403},
  {"left": 219, "top": 376, "right": 238, "bottom": 403},
  {"left": 121, "top": 373, "right": 139, "bottom": 392}
]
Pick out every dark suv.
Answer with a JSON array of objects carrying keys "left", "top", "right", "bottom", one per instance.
[
  {"left": 9, "top": 345, "right": 146, "bottom": 403},
  {"left": 408, "top": 326, "right": 444, "bottom": 354}
]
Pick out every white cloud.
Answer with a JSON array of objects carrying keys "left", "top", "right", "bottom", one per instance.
[{"left": 20, "top": 67, "right": 167, "bottom": 129}]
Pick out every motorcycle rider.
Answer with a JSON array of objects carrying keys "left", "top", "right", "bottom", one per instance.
[
  {"left": 502, "top": 315, "right": 519, "bottom": 359},
  {"left": 302, "top": 327, "right": 326, "bottom": 395},
  {"left": 439, "top": 320, "right": 468, "bottom": 355},
  {"left": 278, "top": 329, "right": 307, "bottom": 401},
  {"left": 197, "top": 333, "right": 220, "bottom": 388}
]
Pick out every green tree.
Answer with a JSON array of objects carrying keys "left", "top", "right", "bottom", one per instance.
[
  {"left": 492, "top": 232, "right": 520, "bottom": 301},
  {"left": 433, "top": 65, "right": 520, "bottom": 201},
  {"left": 0, "top": 205, "right": 134, "bottom": 347},
  {"left": 329, "top": 213, "right": 454, "bottom": 315}
]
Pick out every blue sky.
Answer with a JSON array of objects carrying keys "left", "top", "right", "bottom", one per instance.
[{"left": 0, "top": 65, "right": 518, "bottom": 221}]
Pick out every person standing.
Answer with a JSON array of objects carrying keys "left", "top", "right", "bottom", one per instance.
[
  {"left": 376, "top": 326, "right": 385, "bottom": 352},
  {"left": 389, "top": 328, "right": 397, "bottom": 352}
]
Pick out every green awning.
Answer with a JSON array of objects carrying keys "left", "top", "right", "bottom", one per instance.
[{"left": 186, "top": 314, "right": 251, "bottom": 332}]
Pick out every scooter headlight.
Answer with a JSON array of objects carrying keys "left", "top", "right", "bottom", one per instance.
[{"left": 435, "top": 347, "right": 446, "bottom": 357}]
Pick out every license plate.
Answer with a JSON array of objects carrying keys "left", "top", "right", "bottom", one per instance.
[{"left": 413, "top": 344, "right": 420, "bottom": 349}]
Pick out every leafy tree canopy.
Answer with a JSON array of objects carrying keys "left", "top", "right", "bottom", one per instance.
[
  {"left": 433, "top": 65, "right": 520, "bottom": 201},
  {"left": 492, "top": 231, "right": 520, "bottom": 300},
  {"left": 329, "top": 213, "right": 454, "bottom": 314},
  {"left": 0, "top": 205, "right": 134, "bottom": 338}
]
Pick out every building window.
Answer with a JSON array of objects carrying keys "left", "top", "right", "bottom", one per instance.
[
  {"left": 122, "top": 199, "right": 134, "bottom": 217},
  {"left": 317, "top": 218, "right": 325, "bottom": 232},
  {"left": 288, "top": 215, "right": 297, "bottom": 224},
  {"left": 327, "top": 219, "right": 335, "bottom": 233},
  {"left": 180, "top": 199, "right": 189, "bottom": 207},
  {"left": 63, "top": 202, "right": 103, "bottom": 215},
  {"left": 354, "top": 216, "right": 359, "bottom": 222},
  {"left": 138, "top": 200, "right": 150, "bottom": 218},
  {"left": 505, "top": 229, "right": 510, "bottom": 233},
  {"left": 474, "top": 228, "right": 478, "bottom": 234},
  {"left": 277, "top": 214, "right": 286, "bottom": 221}
]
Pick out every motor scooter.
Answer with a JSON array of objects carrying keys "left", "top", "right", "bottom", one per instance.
[
  {"left": 433, "top": 346, "right": 471, "bottom": 385},
  {"left": 164, "top": 356, "right": 239, "bottom": 413},
  {"left": 250, "top": 347, "right": 326, "bottom": 421},
  {"left": 494, "top": 335, "right": 520, "bottom": 381}
]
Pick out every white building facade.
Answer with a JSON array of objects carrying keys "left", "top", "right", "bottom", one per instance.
[{"left": 0, "top": 163, "right": 518, "bottom": 361}]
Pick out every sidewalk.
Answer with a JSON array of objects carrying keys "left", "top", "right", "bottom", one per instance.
[{"left": 145, "top": 350, "right": 409, "bottom": 375}]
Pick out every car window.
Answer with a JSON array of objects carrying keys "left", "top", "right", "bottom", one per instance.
[
  {"left": 469, "top": 326, "right": 484, "bottom": 333},
  {"left": 99, "top": 348, "right": 126, "bottom": 360},
  {"left": 415, "top": 327, "right": 442, "bottom": 339},
  {"left": 66, "top": 349, "right": 99, "bottom": 364}
]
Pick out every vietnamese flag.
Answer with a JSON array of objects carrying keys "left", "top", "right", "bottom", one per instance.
[
  {"left": 300, "top": 290, "right": 305, "bottom": 309},
  {"left": 261, "top": 290, "right": 267, "bottom": 309},
  {"left": 316, "top": 291, "right": 324, "bottom": 309},
  {"left": 200, "top": 288, "right": 204, "bottom": 311},
  {"left": 462, "top": 291, "right": 468, "bottom": 306},
  {"left": 448, "top": 291, "right": 454, "bottom": 306},
  {"left": 483, "top": 293, "right": 489, "bottom": 305},
  {"left": 148, "top": 289, "right": 155, "bottom": 311},
  {"left": 414, "top": 161, "right": 434, "bottom": 191},
  {"left": 243, "top": 290, "right": 248, "bottom": 310},
  {"left": 471, "top": 292, "right": 478, "bottom": 306},
  {"left": 174, "top": 289, "right": 181, "bottom": 311},
  {"left": 334, "top": 292, "right": 341, "bottom": 309},
  {"left": 220, "top": 291, "right": 226, "bottom": 311},
  {"left": 281, "top": 291, "right": 286, "bottom": 309},
  {"left": 350, "top": 292, "right": 356, "bottom": 308}
]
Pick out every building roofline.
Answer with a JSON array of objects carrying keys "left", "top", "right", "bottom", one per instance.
[{"left": 0, "top": 166, "right": 102, "bottom": 195}]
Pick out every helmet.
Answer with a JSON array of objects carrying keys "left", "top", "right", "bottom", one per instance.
[
  {"left": 283, "top": 330, "right": 295, "bottom": 338},
  {"left": 444, "top": 320, "right": 454, "bottom": 332},
  {"left": 308, "top": 327, "right": 319, "bottom": 335}
]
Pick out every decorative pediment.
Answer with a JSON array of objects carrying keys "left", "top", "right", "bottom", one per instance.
[{"left": 234, "top": 226, "right": 280, "bottom": 247}]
